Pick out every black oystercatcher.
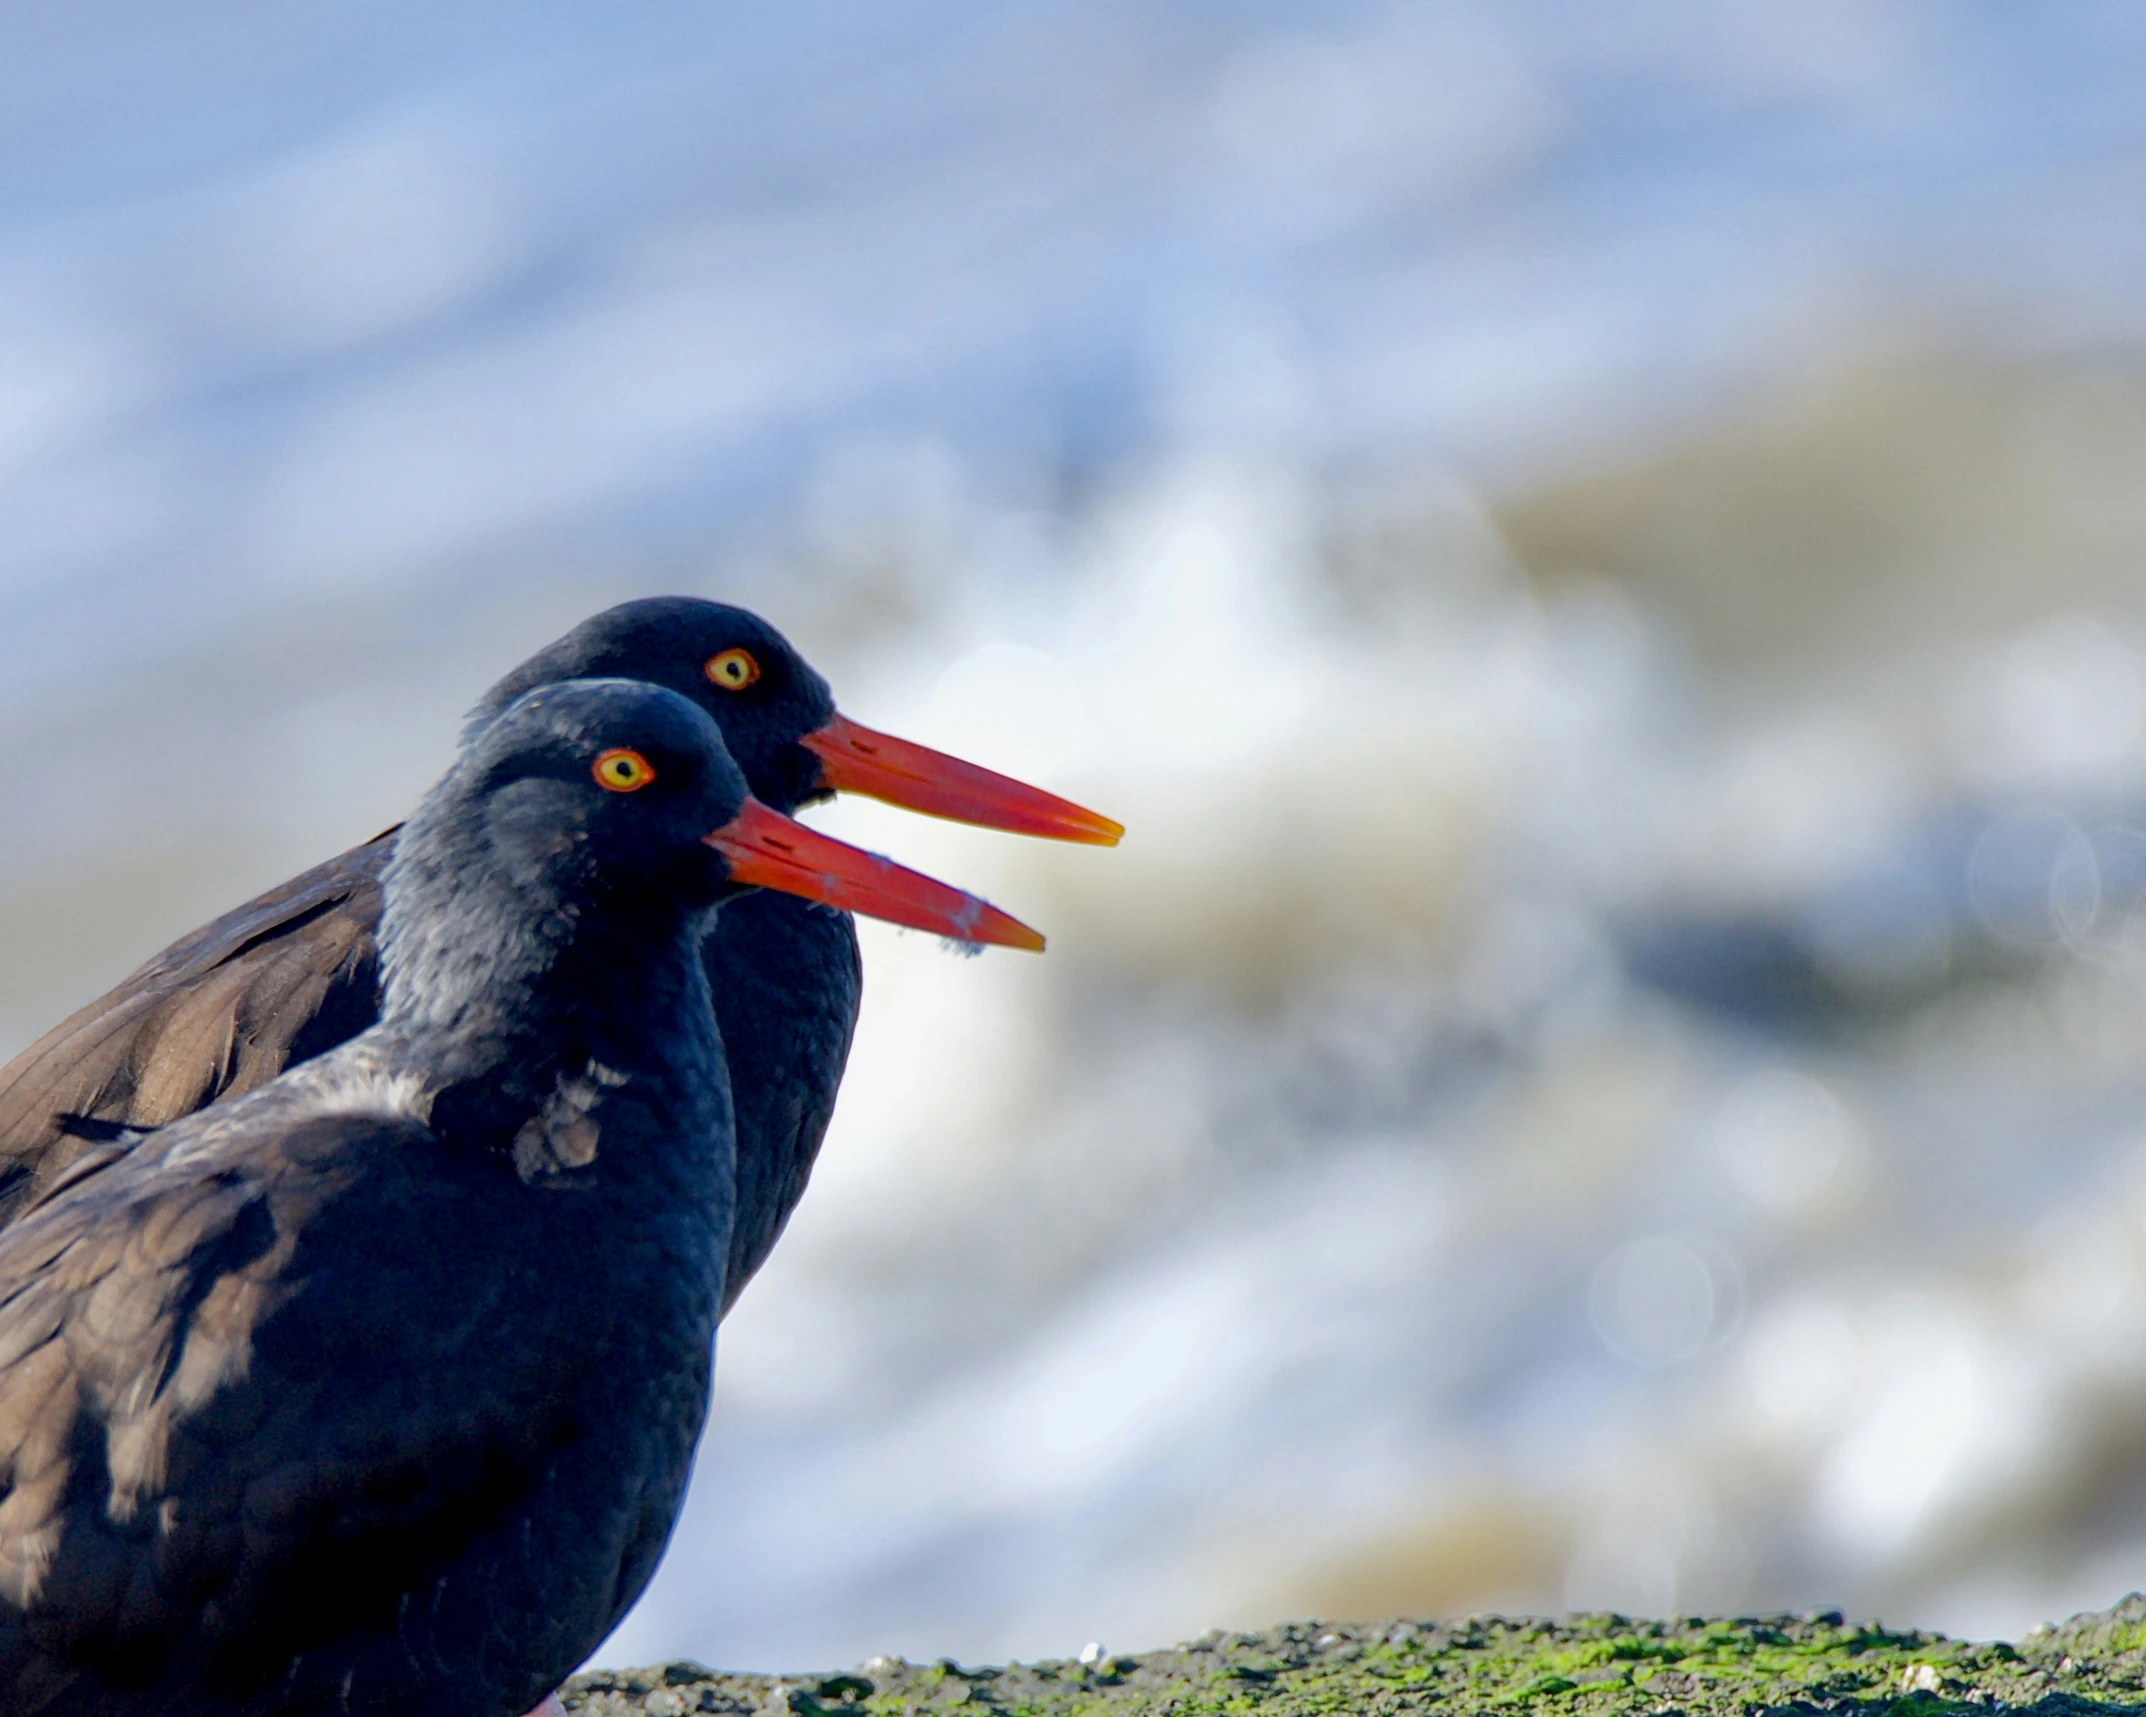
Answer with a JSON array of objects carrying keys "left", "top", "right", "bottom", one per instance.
[
  {"left": 0, "top": 600, "right": 1117, "bottom": 1313},
  {"left": 0, "top": 678, "right": 1034, "bottom": 1716}
]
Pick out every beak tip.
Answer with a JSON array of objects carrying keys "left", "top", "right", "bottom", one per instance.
[{"left": 972, "top": 908, "right": 1047, "bottom": 954}]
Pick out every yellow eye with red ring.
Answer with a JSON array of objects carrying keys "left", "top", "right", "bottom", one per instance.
[
  {"left": 592, "top": 748, "right": 657, "bottom": 793},
  {"left": 704, "top": 648, "right": 760, "bottom": 691}
]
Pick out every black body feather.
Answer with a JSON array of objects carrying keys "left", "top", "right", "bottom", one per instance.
[{"left": 0, "top": 679, "right": 752, "bottom": 1715}]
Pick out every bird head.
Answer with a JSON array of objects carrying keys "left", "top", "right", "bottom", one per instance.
[{"left": 463, "top": 597, "right": 1122, "bottom": 843}]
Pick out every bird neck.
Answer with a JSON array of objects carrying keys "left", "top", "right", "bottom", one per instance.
[
  {"left": 379, "top": 860, "right": 724, "bottom": 1090},
  {"left": 372, "top": 884, "right": 734, "bottom": 1205}
]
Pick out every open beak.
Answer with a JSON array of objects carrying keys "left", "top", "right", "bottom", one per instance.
[
  {"left": 802, "top": 713, "right": 1123, "bottom": 846},
  {"left": 706, "top": 799, "right": 1046, "bottom": 951}
]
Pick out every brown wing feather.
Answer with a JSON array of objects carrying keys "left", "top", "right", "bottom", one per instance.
[
  {"left": 0, "top": 1082, "right": 621, "bottom": 1715},
  {"left": 0, "top": 834, "right": 397, "bottom": 1226}
]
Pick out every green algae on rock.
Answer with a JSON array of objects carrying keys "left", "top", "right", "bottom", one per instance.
[{"left": 562, "top": 1597, "right": 2146, "bottom": 1714}]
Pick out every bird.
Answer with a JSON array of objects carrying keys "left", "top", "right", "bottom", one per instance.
[
  {"left": 0, "top": 599, "right": 1118, "bottom": 1316},
  {"left": 0, "top": 676, "right": 1041, "bottom": 1716}
]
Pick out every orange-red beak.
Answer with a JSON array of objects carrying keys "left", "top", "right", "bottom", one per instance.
[
  {"left": 801, "top": 713, "right": 1123, "bottom": 846},
  {"left": 706, "top": 799, "right": 1045, "bottom": 951}
]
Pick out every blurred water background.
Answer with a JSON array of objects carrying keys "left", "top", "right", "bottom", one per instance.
[{"left": 7, "top": 0, "right": 2146, "bottom": 1674}]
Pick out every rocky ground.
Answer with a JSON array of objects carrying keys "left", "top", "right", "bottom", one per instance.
[{"left": 565, "top": 1598, "right": 2146, "bottom": 1714}]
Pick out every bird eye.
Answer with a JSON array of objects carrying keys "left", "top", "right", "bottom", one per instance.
[
  {"left": 592, "top": 748, "right": 657, "bottom": 793},
  {"left": 704, "top": 648, "right": 761, "bottom": 691}
]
